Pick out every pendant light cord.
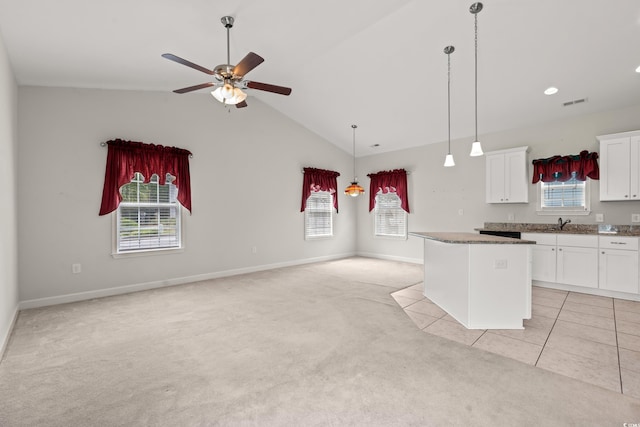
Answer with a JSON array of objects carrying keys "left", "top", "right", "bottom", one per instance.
[
  {"left": 448, "top": 52, "right": 451, "bottom": 154},
  {"left": 474, "top": 12, "right": 478, "bottom": 142},
  {"left": 352, "top": 124, "right": 357, "bottom": 181}
]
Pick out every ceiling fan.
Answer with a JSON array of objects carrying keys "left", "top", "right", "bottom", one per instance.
[{"left": 162, "top": 16, "right": 292, "bottom": 109}]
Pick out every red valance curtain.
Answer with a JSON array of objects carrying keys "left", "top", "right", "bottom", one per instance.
[
  {"left": 531, "top": 150, "right": 599, "bottom": 183},
  {"left": 367, "top": 169, "right": 410, "bottom": 213},
  {"left": 99, "top": 139, "right": 193, "bottom": 215},
  {"left": 300, "top": 167, "right": 341, "bottom": 213}
]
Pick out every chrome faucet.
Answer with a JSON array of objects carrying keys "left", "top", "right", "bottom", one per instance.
[{"left": 558, "top": 217, "right": 571, "bottom": 230}]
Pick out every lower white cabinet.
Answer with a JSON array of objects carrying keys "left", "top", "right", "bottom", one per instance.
[
  {"left": 599, "top": 236, "right": 640, "bottom": 293},
  {"left": 523, "top": 233, "right": 556, "bottom": 282},
  {"left": 522, "top": 232, "right": 639, "bottom": 297},
  {"left": 557, "top": 245, "right": 598, "bottom": 288}
]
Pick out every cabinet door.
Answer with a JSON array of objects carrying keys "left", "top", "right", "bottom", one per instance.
[
  {"left": 504, "top": 150, "right": 529, "bottom": 203},
  {"left": 600, "top": 137, "right": 630, "bottom": 201},
  {"left": 486, "top": 153, "right": 505, "bottom": 203},
  {"left": 531, "top": 244, "right": 556, "bottom": 282},
  {"left": 630, "top": 136, "right": 640, "bottom": 200},
  {"left": 557, "top": 246, "right": 598, "bottom": 288},
  {"left": 599, "top": 249, "right": 639, "bottom": 294}
]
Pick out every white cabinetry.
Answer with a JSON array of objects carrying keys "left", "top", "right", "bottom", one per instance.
[
  {"left": 522, "top": 232, "right": 640, "bottom": 298},
  {"left": 485, "top": 146, "right": 529, "bottom": 203},
  {"left": 556, "top": 234, "right": 599, "bottom": 288},
  {"left": 599, "top": 236, "right": 639, "bottom": 294},
  {"left": 598, "top": 130, "right": 640, "bottom": 201},
  {"left": 522, "top": 233, "right": 556, "bottom": 282}
]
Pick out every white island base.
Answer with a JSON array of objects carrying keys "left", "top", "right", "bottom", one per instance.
[{"left": 412, "top": 232, "right": 533, "bottom": 330}]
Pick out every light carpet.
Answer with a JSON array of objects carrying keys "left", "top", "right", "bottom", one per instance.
[{"left": 1, "top": 257, "right": 638, "bottom": 426}]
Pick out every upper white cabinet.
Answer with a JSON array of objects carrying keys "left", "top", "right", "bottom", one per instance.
[
  {"left": 485, "top": 146, "right": 529, "bottom": 203},
  {"left": 598, "top": 130, "right": 640, "bottom": 201}
]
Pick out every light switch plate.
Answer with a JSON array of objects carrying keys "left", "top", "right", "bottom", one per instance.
[{"left": 595, "top": 213, "right": 604, "bottom": 223}]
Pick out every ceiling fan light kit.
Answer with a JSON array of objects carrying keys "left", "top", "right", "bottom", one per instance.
[
  {"left": 345, "top": 124, "right": 365, "bottom": 197},
  {"left": 162, "top": 15, "right": 292, "bottom": 109},
  {"left": 469, "top": 2, "right": 484, "bottom": 157}
]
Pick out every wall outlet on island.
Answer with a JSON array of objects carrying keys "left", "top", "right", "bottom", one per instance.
[
  {"left": 632, "top": 214, "right": 640, "bottom": 223},
  {"left": 595, "top": 213, "right": 604, "bottom": 223}
]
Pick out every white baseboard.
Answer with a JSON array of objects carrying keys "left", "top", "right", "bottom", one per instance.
[
  {"left": 356, "top": 251, "right": 423, "bottom": 265},
  {"left": 1, "top": 306, "right": 19, "bottom": 361},
  {"left": 533, "top": 280, "right": 640, "bottom": 302},
  {"left": 18, "top": 252, "right": 356, "bottom": 310}
]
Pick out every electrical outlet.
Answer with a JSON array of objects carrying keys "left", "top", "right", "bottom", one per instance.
[
  {"left": 458, "top": 209, "right": 464, "bottom": 216},
  {"left": 251, "top": 246, "right": 257, "bottom": 254},
  {"left": 632, "top": 214, "right": 640, "bottom": 223},
  {"left": 507, "top": 213, "right": 515, "bottom": 221},
  {"left": 494, "top": 259, "right": 508, "bottom": 269},
  {"left": 72, "top": 263, "right": 81, "bottom": 274},
  {"left": 595, "top": 213, "right": 604, "bottom": 223}
]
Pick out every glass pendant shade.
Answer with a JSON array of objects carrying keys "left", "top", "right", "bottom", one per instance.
[
  {"left": 444, "top": 153, "right": 455, "bottom": 167},
  {"left": 470, "top": 141, "right": 483, "bottom": 156},
  {"left": 211, "top": 85, "right": 247, "bottom": 105},
  {"left": 345, "top": 182, "right": 365, "bottom": 197}
]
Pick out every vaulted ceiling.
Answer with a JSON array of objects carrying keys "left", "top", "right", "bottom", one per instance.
[{"left": 1, "top": 0, "right": 639, "bottom": 156}]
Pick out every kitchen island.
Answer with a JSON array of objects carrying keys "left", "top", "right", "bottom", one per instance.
[{"left": 410, "top": 232, "right": 535, "bottom": 329}]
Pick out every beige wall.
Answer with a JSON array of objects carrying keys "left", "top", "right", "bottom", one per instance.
[
  {"left": 0, "top": 32, "right": 18, "bottom": 353},
  {"left": 356, "top": 103, "right": 640, "bottom": 262},
  {"left": 17, "top": 87, "right": 356, "bottom": 304}
]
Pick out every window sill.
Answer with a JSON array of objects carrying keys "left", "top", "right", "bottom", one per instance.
[
  {"left": 374, "top": 234, "right": 408, "bottom": 241},
  {"left": 112, "top": 247, "right": 184, "bottom": 259},
  {"left": 536, "top": 210, "right": 591, "bottom": 216}
]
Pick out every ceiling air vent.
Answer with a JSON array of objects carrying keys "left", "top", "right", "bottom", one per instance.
[{"left": 562, "top": 97, "right": 588, "bottom": 107}]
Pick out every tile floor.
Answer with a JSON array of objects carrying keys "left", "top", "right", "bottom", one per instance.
[{"left": 391, "top": 284, "right": 640, "bottom": 399}]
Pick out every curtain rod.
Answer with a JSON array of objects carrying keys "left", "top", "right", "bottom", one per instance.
[
  {"left": 301, "top": 169, "right": 411, "bottom": 174},
  {"left": 100, "top": 142, "right": 193, "bottom": 158}
]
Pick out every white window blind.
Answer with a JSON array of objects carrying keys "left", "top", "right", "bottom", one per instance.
[
  {"left": 374, "top": 192, "right": 407, "bottom": 239},
  {"left": 540, "top": 173, "right": 587, "bottom": 211},
  {"left": 305, "top": 191, "right": 333, "bottom": 239},
  {"left": 117, "top": 172, "right": 181, "bottom": 252}
]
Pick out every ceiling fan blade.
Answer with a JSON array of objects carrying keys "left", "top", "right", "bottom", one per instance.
[
  {"left": 162, "top": 53, "right": 214, "bottom": 75},
  {"left": 173, "top": 82, "right": 215, "bottom": 94},
  {"left": 233, "top": 52, "right": 264, "bottom": 77},
  {"left": 236, "top": 100, "right": 248, "bottom": 108},
  {"left": 246, "top": 81, "right": 292, "bottom": 96}
]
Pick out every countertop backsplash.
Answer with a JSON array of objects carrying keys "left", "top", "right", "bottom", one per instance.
[{"left": 479, "top": 222, "right": 640, "bottom": 236}]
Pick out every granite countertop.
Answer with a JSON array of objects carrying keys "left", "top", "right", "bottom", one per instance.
[
  {"left": 478, "top": 222, "right": 640, "bottom": 237},
  {"left": 410, "top": 232, "right": 536, "bottom": 244}
]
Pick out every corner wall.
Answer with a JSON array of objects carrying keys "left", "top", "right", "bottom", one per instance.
[
  {"left": 356, "top": 103, "right": 640, "bottom": 262},
  {"left": 17, "top": 87, "right": 356, "bottom": 305},
  {"left": 0, "top": 31, "right": 19, "bottom": 355}
]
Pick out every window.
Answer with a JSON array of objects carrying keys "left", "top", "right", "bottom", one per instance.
[
  {"left": 305, "top": 191, "right": 333, "bottom": 239},
  {"left": 537, "top": 172, "right": 590, "bottom": 215},
  {"left": 116, "top": 172, "right": 182, "bottom": 253},
  {"left": 374, "top": 192, "right": 407, "bottom": 239}
]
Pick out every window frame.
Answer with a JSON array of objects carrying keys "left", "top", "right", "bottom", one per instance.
[
  {"left": 373, "top": 192, "right": 408, "bottom": 240},
  {"left": 112, "top": 172, "right": 185, "bottom": 258},
  {"left": 536, "top": 175, "right": 591, "bottom": 216}
]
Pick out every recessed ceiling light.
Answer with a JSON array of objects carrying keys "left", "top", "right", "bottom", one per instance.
[
  {"left": 544, "top": 87, "right": 559, "bottom": 95},
  {"left": 636, "top": 65, "right": 640, "bottom": 73}
]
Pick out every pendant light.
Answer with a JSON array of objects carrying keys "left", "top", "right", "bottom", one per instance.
[
  {"left": 469, "top": 2, "right": 484, "bottom": 157},
  {"left": 443, "top": 46, "right": 455, "bottom": 167},
  {"left": 344, "top": 124, "right": 365, "bottom": 197}
]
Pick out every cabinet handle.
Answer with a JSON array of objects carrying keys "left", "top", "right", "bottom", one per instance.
[
  {"left": 552, "top": 248, "right": 555, "bottom": 251},
  {"left": 558, "top": 248, "right": 562, "bottom": 251},
  {"left": 611, "top": 241, "right": 627, "bottom": 245},
  {"left": 625, "top": 195, "right": 629, "bottom": 198},
  {"left": 602, "top": 251, "right": 605, "bottom": 254}
]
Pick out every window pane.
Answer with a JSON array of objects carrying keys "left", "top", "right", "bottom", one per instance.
[
  {"left": 541, "top": 175, "right": 586, "bottom": 209},
  {"left": 117, "top": 173, "right": 181, "bottom": 253},
  {"left": 374, "top": 193, "right": 407, "bottom": 238},
  {"left": 305, "top": 192, "right": 333, "bottom": 239}
]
